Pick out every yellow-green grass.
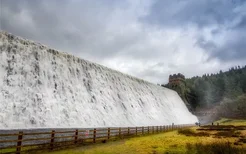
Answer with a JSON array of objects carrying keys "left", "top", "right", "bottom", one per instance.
[
  {"left": 2, "top": 119, "right": 244, "bottom": 154},
  {"left": 0, "top": 148, "right": 16, "bottom": 153},
  {"left": 214, "top": 118, "right": 246, "bottom": 126},
  {"left": 0, "top": 146, "right": 39, "bottom": 153},
  {"left": 42, "top": 129, "right": 242, "bottom": 154}
]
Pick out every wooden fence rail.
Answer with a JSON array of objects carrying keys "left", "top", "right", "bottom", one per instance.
[{"left": 0, "top": 124, "right": 194, "bottom": 154}]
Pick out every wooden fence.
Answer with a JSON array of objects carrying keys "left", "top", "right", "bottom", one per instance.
[{"left": 0, "top": 124, "right": 194, "bottom": 154}]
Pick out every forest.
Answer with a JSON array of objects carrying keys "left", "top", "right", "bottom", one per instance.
[{"left": 163, "top": 66, "right": 246, "bottom": 118}]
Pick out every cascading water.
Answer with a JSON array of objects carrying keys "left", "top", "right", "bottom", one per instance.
[{"left": 0, "top": 31, "right": 198, "bottom": 129}]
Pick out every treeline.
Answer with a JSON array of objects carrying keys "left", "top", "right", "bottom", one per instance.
[
  {"left": 186, "top": 66, "right": 246, "bottom": 107},
  {"left": 163, "top": 65, "right": 246, "bottom": 118}
]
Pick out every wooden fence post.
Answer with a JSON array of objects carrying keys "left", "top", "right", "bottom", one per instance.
[
  {"left": 93, "top": 129, "right": 96, "bottom": 143},
  {"left": 119, "top": 127, "right": 121, "bottom": 138},
  {"left": 108, "top": 128, "right": 110, "bottom": 140},
  {"left": 16, "top": 131, "right": 23, "bottom": 154},
  {"left": 74, "top": 129, "right": 78, "bottom": 144},
  {"left": 2, "top": 124, "right": 194, "bottom": 154},
  {"left": 50, "top": 130, "right": 55, "bottom": 150}
]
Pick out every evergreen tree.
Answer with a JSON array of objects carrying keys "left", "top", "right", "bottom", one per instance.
[{"left": 165, "top": 66, "right": 246, "bottom": 114}]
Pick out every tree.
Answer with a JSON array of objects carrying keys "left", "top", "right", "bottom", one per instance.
[{"left": 163, "top": 66, "right": 246, "bottom": 113}]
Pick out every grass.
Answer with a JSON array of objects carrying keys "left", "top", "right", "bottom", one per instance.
[
  {"left": 41, "top": 129, "right": 245, "bottom": 154},
  {"left": 186, "top": 142, "right": 246, "bottom": 154},
  {"left": 24, "top": 118, "right": 246, "bottom": 154},
  {"left": 0, "top": 146, "right": 39, "bottom": 153},
  {"left": 41, "top": 131, "right": 198, "bottom": 154},
  {"left": 178, "top": 128, "right": 210, "bottom": 137},
  {"left": 214, "top": 130, "right": 241, "bottom": 137},
  {"left": 0, "top": 148, "right": 16, "bottom": 153},
  {"left": 214, "top": 118, "right": 246, "bottom": 126}
]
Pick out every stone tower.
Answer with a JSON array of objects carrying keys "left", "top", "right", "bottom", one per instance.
[{"left": 168, "top": 73, "right": 186, "bottom": 88}]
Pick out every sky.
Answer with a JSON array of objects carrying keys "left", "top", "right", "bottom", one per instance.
[{"left": 0, "top": 0, "right": 246, "bottom": 84}]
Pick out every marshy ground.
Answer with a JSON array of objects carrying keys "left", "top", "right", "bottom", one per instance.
[{"left": 42, "top": 119, "right": 246, "bottom": 154}]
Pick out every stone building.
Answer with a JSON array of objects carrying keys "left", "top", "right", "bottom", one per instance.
[{"left": 168, "top": 73, "right": 186, "bottom": 87}]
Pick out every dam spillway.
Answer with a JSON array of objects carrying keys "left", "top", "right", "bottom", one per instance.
[{"left": 0, "top": 31, "right": 198, "bottom": 129}]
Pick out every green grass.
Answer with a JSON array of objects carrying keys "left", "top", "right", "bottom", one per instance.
[
  {"left": 178, "top": 128, "right": 210, "bottom": 137},
  {"left": 25, "top": 119, "right": 246, "bottom": 154},
  {"left": 214, "top": 118, "right": 246, "bottom": 126},
  {"left": 0, "top": 148, "right": 16, "bottom": 153},
  {"left": 186, "top": 142, "right": 246, "bottom": 154},
  {"left": 0, "top": 146, "right": 39, "bottom": 153},
  {"left": 41, "top": 129, "right": 244, "bottom": 154}
]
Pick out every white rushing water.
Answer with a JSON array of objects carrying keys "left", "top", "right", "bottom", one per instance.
[{"left": 0, "top": 31, "right": 198, "bottom": 129}]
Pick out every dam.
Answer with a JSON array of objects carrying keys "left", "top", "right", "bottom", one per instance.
[{"left": 0, "top": 31, "right": 198, "bottom": 129}]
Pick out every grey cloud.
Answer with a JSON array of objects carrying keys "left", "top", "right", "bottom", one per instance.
[
  {"left": 145, "top": 0, "right": 245, "bottom": 27},
  {"left": 137, "top": 66, "right": 169, "bottom": 83},
  {"left": 0, "top": 0, "right": 120, "bottom": 58},
  {"left": 196, "top": 30, "right": 246, "bottom": 61},
  {"left": 215, "top": 37, "right": 246, "bottom": 61},
  {"left": 168, "top": 63, "right": 178, "bottom": 69},
  {"left": 0, "top": 0, "right": 164, "bottom": 61},
  {"left": 195, "top": 38, "right": 217, "bottom": 54},
  {"left": 144, "top": 0, "right": 246, "bottom": 62},
  {"left": 1, "top": 0, "right": 246, "bottom": 84},
  {"left": 232, "top": 15, "right": 246, "bottom": 29}
]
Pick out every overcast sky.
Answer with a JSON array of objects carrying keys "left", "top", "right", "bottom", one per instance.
[{"left": 0, "top": 0, "right": 246, "bottom": 84}]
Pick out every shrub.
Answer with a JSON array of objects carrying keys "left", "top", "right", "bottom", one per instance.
[
  {"left": 215, "top": 130, "right": 241, "bottom": 138},
  {"left": 186, "top": 142, "right": 246, "bottom": 154},
  {"left": 178, "top": 129, "right": 195, "bottom": 136},
  {"left": 178, "top": 129, "right": 209, "bottom": 137}
]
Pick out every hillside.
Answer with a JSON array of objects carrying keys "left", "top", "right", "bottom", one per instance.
[
  {"left": 0, "top": 31, "right": 197, "bottom": 129},
  {"left": 186, "top": 66, "right": 246, "bottom": 107},
  {"left": 163, "top": 66, "right": 246, "bottom": 122}
]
